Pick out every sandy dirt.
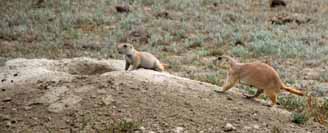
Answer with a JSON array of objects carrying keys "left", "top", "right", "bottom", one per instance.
[{"left": 0, "top": 58, "right": 326, "bottom": 132}]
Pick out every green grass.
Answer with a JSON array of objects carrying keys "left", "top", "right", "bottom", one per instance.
[
  {"left": 196, "top": 48, "right": 210, "bottom": 57},
  {"left": 1, "top": 0, "right": 328, "bottom": 126},
  {"left": 231, "top": 46, "right": 249, "bottom": 57},
  {"left": 292, "top": 112, "right": 309, "bottom": 124},
  {"left": 320, "top": 71, "right": 328, "bottom": 82},
  {"left": 278, "top": 95, "right": 328, "bottom": 125},
  {"left": 189, "top": 71, "right": 225, "bottom": 86},
  {"left": 278, "top": 95, "right": 306, "bottom": 111},
  {"left": 2, "top": 0, "right": 328, "bottom": 60},
  {"left": 231, "top": 29, "right": 328, "bottom": 59},
  {"left": 240, "top": 86, "right": 257, "bottom": 96},
  {"left": 203, "top": 73, "right": 224, "bottom": 85}
]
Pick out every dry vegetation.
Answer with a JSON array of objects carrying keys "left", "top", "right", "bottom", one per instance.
[{"left": 1, "top": 0, "right": 328, "bottom": 130}]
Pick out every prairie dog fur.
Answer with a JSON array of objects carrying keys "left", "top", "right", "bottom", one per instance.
[
  {"left": 217, "top": 55, "right": 304, "bottom": 106},
  {"left": 117, "top": 43, "right": 165, "bottom": 72}
]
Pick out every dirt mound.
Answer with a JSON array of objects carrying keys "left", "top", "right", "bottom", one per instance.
[{"left": 0, "top": 58, "right": 326, "bottom": 132}]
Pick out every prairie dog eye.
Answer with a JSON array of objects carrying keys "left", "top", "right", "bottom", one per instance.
[{"left": 123, "top": 44, "right": 127, "bottom": 48}]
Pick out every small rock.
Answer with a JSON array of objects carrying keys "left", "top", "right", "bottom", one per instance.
[
  {"left": 243, "top": 126, "right": 252, "bottom": 130},
  {"left": 223, "top": 123, "right": 236, "bottom": 132},
  {"left": 2, "top": 97, "right": 12, "bottom": 102},
  {"left": 226, "top": 96, "right": 233, "bottom": 101},
  {"left": 101, "top": 95, "right": 114, "bottom": 105},
  {"left": 174, "top": 127, "right": 184, "bottom": 133},
  {"left": 6, "top": 119, "right": 17, "bottom": 127},
  {"left": 6, "top": 121, "right": 12, "bottom": 127},
  {"left": 90, "top": 95, "right": 97, "bottom": 99},
  {"left": 0, "top": 114, "right": 10, "bottom": 121},
  {"left": 253, "top": 124, "right": 260, "bottom": 129},
  {"left": 23, "top": 106, "right": 32, "bottom": 110},
  {"left": 47, "top": 117, "right": 52, "bottom": 121},
  {"left": 139, "top": 126, "right": 145, "bottom": 131},
  {"left": 11, "top": 108, "right": 17, "bottom": 111},
  {"left": 97, "top": 89, "right": 107, "bottom": 94}
]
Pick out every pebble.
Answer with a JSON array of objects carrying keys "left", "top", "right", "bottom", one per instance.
[
  {"left": 0, "top": 114, "right": 10, "bottom": 121},
  {"left": 2, "top": 97, "right": 12, "bottom": 102},
  {"left": 139, "top": 126, "right": 145, "bottom": 131},
  {"left": 174, "top": 127, "right": 184, "bottom": 133},
  {"left": 223, "top": 123, "right": 236, "bottom": 132},
  {"left": 101, "top": 95, "right": 114, "bottom": 106},
  {"left": 90, "top": 95, "right": 97, "bottom": 99},
  {"left": 97, "top": 89, "right": 107, "bottom": 94},
  {"left": 23, "top": 106, "right": 32, "bottom": 110},
  {"left": 243, "top": 126, "right": 252, "bottom": 130},
  {"left": 226, "top": 96, "right": 233, "bottom": 101}
]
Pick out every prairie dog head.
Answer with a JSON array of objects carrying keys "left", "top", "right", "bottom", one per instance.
[
  {"left": 214, "top": 56, "right": 230, "bottom": 69},
  {"left": 117, "top": 43, "right": 136, "bottom": 55}
]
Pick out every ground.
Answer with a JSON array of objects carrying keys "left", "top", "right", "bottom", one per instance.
[
  {"left": 0, "top": 58, "right": 326, "bottom": 132},
  {"left": 1, "top": 0, "right": 328, "bottom": 132}
]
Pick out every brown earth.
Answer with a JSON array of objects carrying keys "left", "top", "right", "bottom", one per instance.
[{"left": 0, "top": 58, "right": 326, "bottom": 132}]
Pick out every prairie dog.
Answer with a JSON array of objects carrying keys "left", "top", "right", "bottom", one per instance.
[
  {"left": 217, "top": 55, "right": 304, "bottom": 106},
  {"left": 117, "top": 43, "right": 165, "bottom": 72}
]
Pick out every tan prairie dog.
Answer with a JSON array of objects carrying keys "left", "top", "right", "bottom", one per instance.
[
  {"left": 117, "top": 43, "right": 166, "bottom": 72},
  {"left": 217, "top": 55, "right": 304, "bottom": 106}
]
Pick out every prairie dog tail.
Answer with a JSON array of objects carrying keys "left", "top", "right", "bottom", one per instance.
[
  {"left": 281, "top": 85, "right": 304, "bottom": 96},
  {"left": 218, "top": 55, "right": 239, "bottom": 66}
]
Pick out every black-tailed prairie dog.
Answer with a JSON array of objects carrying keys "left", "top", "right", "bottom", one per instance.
[
  {"left": 217, "top": 55, "right": 304, "bottom": 106},
  {"left": 117, "top": 43, "right": 166, "bottom": 72}
]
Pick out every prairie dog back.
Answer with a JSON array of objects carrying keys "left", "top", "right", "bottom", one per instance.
[{"left": 117, "top": 43, "right": 165, "bottom": 71}]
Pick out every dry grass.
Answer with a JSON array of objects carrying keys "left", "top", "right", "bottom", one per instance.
[{"left": 1, "top": 0, "right": 328, "bottom": 126}]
